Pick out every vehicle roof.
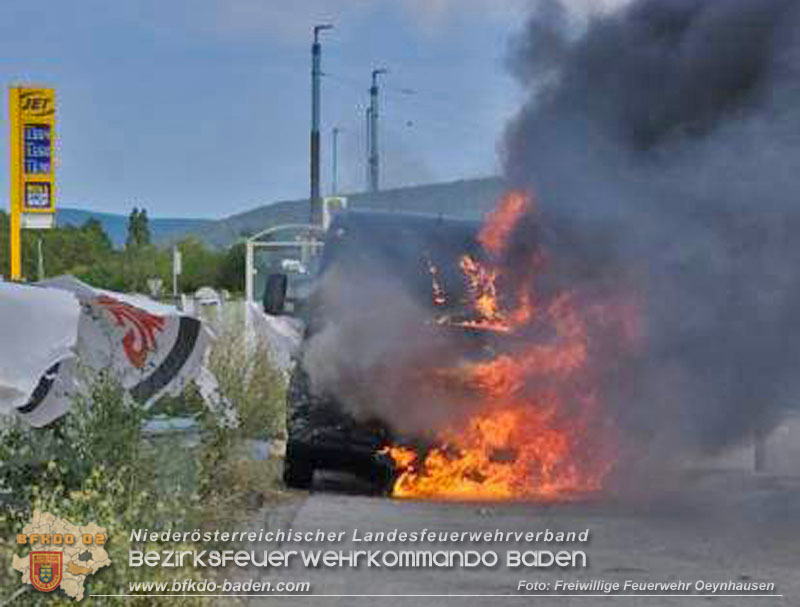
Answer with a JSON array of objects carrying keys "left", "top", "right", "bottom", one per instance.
[
  {"left": 322, "top": 210, "right": 481, "bottom": 266},
  {"left": 318, "top": 210, "right": 483, "bottom": 308},
  {"left": 327, "top": 209, "right": 482, "bottom": 232}
]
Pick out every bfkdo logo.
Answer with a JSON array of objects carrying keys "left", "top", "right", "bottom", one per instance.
[
  {"left": 12, "top": 511, "right": 112, "bottom": 602},
  {"left": 30, "top": 551, "right": 63, "bottom": 592}
]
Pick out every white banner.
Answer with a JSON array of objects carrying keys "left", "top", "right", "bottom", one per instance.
[{"left": 0, "top": 276, "right": 213, "bottom": 427}]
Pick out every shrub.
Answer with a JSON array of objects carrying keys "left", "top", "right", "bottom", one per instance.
[
  {"left": 205, "top": 312, "right": 286, "bottom": 441},
  {"left": 0, "top": 375, "right": 211, "bottom": 607}
]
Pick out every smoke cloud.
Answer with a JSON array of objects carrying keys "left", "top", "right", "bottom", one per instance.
[
  {"left": 503, "top": 0, "right": 800, "bottom": 456},
  {"left": 301, "top": 219, "right": 491, "bottom": 439}
]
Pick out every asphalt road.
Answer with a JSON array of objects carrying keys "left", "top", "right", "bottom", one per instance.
[{"left": 241, "top": 471, "right": 799, "bottom": 607}]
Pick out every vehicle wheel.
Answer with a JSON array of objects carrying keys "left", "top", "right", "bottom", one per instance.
[
  {"left": 263, "top": 274, "right": 288, "bottom": 315},
  {"left": 283, "top": 454, "right": 314, "bottom": 489},
  {"left": 371, "top": 456, "right": 396, "bottom": 497}
]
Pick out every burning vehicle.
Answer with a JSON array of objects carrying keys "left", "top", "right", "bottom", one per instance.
[
  {"left": 275, "top": 209, "right": 485, "bottom": 493},
  {"left": 275, "top": 193, "right": 638, "bottom": 499}
]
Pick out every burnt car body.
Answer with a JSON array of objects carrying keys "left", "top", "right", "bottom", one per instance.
[{"left": 277, "top": 210, "right": 486, "bottom": 492}]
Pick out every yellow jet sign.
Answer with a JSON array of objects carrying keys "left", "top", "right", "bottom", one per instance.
[{"left": 8, "top": 87, "right": 57, "bottom": 281}]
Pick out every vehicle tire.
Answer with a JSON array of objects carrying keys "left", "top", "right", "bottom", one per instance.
[
  {"left": 283, "top": 450, "right": 314, "bottom": 489},
  {"left": 371, "top": 456, "right": 396, "bottom": 497},
  {"left": 263, "top": 274, "right": 288, "bottom": 315}
]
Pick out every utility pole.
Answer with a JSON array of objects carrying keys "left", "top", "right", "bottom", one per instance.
[
  {"left": 365, "top": 107, "right": 372, "bottom": 191},
  {"left": 310, "top": 24, "right": 333, "bottom": 225},
  {"left": 368, "top": 68, "right": 387, "bottom": 193},
  {"left": 172, "top": 245, "right": 182, "bottom": 304},
  {"left": 36, "top": 238, "right": 44, "bottom": 281},
  {"left": 331, "top": 127, "right": 340, "bottom": 195}
]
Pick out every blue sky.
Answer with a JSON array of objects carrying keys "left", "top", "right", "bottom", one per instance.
[{"left": 0, "top": 1, "right": 618, "bottom": 218}]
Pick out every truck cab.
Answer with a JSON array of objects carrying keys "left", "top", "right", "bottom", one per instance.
[{"left": 276, "top": 210, "right": 485, "bottom": 493}]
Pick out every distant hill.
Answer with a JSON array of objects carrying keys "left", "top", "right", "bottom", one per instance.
[
  {"left": 169, "top": 177, "right": 507, "bottom": 249},
  {"left": 57, "top": 208, "right": 213, "bottom": 248},
  {"left": 57, "top": 177, "right": 508, "bottom": 250}
]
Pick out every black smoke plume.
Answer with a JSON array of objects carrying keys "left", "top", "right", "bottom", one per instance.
[{"left": 504, "top": 0, "right": 800, "bottom": 457}]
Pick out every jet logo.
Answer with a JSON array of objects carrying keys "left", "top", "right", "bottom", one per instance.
[{"left": 20, "top": 91, "right": 54, "bottom": 117}]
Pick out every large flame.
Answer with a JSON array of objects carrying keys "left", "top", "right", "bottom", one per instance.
[{"left": 385, "top": 191, "right": 633, "bottom": 501}]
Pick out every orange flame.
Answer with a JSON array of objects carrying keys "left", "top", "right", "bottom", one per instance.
[
  {"left": 459, "top": 254, "right": 508, "bottom": 331},
  {"left": 478, "top": 190, "right": 533, "bottom": 257},
  {"left": 386, "top": 190, "right": 630, "bottom": 501},
  {"left": 426, "top": 258, "right": 448, "bottom": 307}
]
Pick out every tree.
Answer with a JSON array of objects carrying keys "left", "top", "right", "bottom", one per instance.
[
  {"left": 125, "top": 207, "right": 138, "bottom": 249},
  {"left": 125, "top": 207, "right": 151, "bottom": 250},
  {"left": 29, "top": 219, "right": 116, "bottom": 280},
  {"left": 0, "top": 210, "right": 119, "bottom": 282},
  {"left": 174, "top": 237, "right": 222, "bottom": 293},
  {"left": 138, "top": 209, "right": 151, "bottom": 246},
  {"left": 217, "top": 242, "right": 246, "bottom": 293},
  {"left": 0, "top": 207, "right": 242, "bottom": 296},
  {"left": 82, "top": 218, "right": 113, "bottom": 252}
]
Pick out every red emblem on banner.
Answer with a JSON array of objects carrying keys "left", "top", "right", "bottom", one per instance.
[
  {"left": 30, "top": 551, "right": 62, "bottom": 593},
  {"left": 95, "top": 296, "right": 166, "bottom": 368}
]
